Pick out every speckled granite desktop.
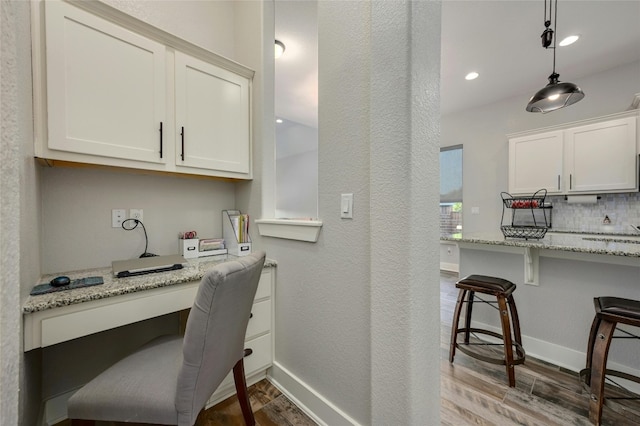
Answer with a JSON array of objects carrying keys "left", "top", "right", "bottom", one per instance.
[{"left": 24, "top": 256, "right": 277, "bottom": 314}]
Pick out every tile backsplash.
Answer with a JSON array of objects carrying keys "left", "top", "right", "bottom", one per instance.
[{"left": 548, "top": 193, "right": 640, "bottom": 234}]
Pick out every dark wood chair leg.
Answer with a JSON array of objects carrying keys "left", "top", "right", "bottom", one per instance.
[
  {"left": 589, "top": 319, "right": 616, "bottom": 426},
  {"left": 449, "top": 288, "right": 467, "bottom": 363},
  {"left": 498, "top": 295, "right": 516, "bottom": 387},
  {"left": 233, "top": 358, "right": 255, "bottom": 426}
]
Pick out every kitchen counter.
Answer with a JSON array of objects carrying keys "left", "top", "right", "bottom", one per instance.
[
  {"left": 24, "top": 255, "right": 277, "bottom": 314},
  {"left": 441, "top": 231, "right": 640, "bottom": 258}
]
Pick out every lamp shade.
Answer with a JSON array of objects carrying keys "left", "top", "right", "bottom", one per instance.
[{"left": 526, "top": 74, "right": 585, "bottom": 113}]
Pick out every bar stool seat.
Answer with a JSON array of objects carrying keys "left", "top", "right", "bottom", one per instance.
[
  {"left": 580, "top": 296, "right": 640, "bottom": 425},
  {"left": 449, "top": 274, "right": 525, "bottom": 387}
]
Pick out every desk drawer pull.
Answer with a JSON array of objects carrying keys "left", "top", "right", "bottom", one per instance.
[{"left": 244, "top": 348, "right": 253, "bottom": 357}]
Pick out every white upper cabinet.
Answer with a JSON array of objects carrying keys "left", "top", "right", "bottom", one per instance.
[
  {"left": 564, "top": 117, "right": 637, "bottom": 193},
  {"left": 44, "top": 1, "right": 167, "bottom": 164},
  {"left": 33, "top": 0, "right": 254, "bottom": 179},
  {"left": 175, "top": 52, "right": 250, "bottom": 174},
  {"left": 509, "top": 131, "right": 564, "bottom": 195},
  {"left": 508, "top": 112, "right": 639, "bottom": 195}
]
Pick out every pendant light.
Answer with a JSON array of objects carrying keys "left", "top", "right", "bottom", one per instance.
[{"left": 526, "top": 0, "right": 584, "bottom": 113}]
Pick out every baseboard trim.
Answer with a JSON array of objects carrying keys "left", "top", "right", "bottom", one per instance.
[
  {"left": 440, "top": 262, "right": 459, "bottom": 273},
  {"left": 268, "top": 362, "right": 362, "bottom": 426},
  {"left": 43, "top": 388, "right": 79, "bottom": 426}
]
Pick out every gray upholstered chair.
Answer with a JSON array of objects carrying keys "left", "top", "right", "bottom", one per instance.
[{"left": 67, "top": 251, "right": 266, "bottom": 426}]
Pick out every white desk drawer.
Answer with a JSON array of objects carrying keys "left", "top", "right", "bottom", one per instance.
[
  {"left": 243, "top": 333, "right": 272, "bottom": 375},
  {"left": 211, "top": 332, "right": 272, "bottom": 393},
  {"left": 245, "top": 299, "right": 271, "bottom": 340},
  {"left": 254, "top": 269, "right": 271, "bottom": 301}
]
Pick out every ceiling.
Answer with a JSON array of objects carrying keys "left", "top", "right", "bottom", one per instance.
[{"left": 275, "top": 1, "right": 640, "bottom": 128}]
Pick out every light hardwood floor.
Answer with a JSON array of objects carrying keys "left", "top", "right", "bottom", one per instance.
[
  {"left": 56, "top": 271, "right": 639, "bottom": 425},
  {"left": 440, "top": 270, "right": 640, "bottom": 426}
]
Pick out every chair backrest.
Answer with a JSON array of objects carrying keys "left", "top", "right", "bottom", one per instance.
[{"left": 175, "top": 251, "right": 266, "bottom": 424}]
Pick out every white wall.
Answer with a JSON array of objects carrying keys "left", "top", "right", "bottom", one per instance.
[
  {"left": 255, "top": 2, "right": 442, "bottom": 424},
  {"left": 40, "top": 167, "right": 235, "bottom": 273},
  {"left": 442, "top": 60, "right": 640, "bottom": 234},
  {"left": 1, "top": 0, "right": 41, "bottom": 424}
]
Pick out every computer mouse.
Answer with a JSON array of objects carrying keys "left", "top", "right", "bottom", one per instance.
[{"left": 50, "top": 276, "right": 71, "bottom": 287}]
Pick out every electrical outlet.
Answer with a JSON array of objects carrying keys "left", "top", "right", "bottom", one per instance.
[
  {"left": 130, "top": 209, "right": 143, "bottom": 222},
  {"left": 112, "top": 209, "right": 126, "bottom": 228}
]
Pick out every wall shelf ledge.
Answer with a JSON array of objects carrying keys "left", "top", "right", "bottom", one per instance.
[{"left": 255, "top": 219, "right": 322, "bottom": 242}]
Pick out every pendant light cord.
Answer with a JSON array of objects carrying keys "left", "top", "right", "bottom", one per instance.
[{"left": 552, "top": 0, "right": 557, "bottom": 74}]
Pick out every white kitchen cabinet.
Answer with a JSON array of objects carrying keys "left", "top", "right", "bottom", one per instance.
[
  {"left": 32, "top": 0, "right": 254, "bottom": 180},
  {"left": 564, "top": 117, "right": 638, "bottom": 193},
  {"left": 508, "top": 131, "right": 564, "bottom": 194},
  {"left": 508, "top": 112, "right": 639, "bottom": 195},
  {"left": 175, "top": 52, "right": 250, "bottom": 175},
  {"left": 42, "top": 1, "right": 167, "bottom": 164}
]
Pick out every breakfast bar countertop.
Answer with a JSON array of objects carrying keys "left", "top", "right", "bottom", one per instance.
[
  {"left": 24, "top": 256, "right": 277, "bottom": 314},
  {"left": 441, "top": 231, "right": 640, "bottom": 258}
]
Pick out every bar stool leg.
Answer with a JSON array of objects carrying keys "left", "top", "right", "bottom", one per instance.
[
  {"left": 584, "top": 315, "right": 601, "bottom": 387},
  {"left": 589, "top": 319, "right": 616, "bottom": 425},
  {"left": 449, "top": 288, "right": 467, "bottom": 363},
  {"left": 463, "top": 291, "right": 475, "bottom": 344},
  {"left": 498, "top": 295, "right": 516, "bottom": 387},
  {"left": 506, "top": 294, "right": 523, "bottom": 347}
]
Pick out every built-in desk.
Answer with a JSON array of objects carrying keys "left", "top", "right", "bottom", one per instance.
[{"left": 24, "top": 256, "right": 276, "bottom": 419}]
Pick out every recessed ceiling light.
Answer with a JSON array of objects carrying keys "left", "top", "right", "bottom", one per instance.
[
  {"left": 276, "top": 118, "right": 283, "bottom": 124},
  {"left": 559, "top": 35, "right": 579, "bottom": 47},
  {"left": 465, "top": 72, "right": 479, "bottom": 81}
]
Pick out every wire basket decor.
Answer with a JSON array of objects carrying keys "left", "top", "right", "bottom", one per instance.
[{"left": 500, "top": 189, "right": 549, "bottom": 240}]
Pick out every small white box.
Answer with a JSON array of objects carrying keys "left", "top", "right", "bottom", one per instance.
[
  {"left": 179, "top": 238, "right": 199, "bottom": 259},
  {"left": 229, "top": 242, "right": 252, "bottom": 257}
]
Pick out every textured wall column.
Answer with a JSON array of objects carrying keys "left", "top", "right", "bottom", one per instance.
[{"left": 370, "top": 1, "right": 441, "bottom": 424}]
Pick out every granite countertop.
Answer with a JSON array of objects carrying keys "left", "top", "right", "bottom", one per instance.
[
  {"left": 24, "top": 255, "right": 277, "bottom": 314},
  {"left": 441, "top": 231, "right": 640, "bottom": 258}
]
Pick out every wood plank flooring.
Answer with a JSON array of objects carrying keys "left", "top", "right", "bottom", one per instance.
[
  {"left": 55, "top": 271, "right": 639, "bottom": 425},
  {"left": 440, "top": 270, "right": 640, "bottom": 426}
]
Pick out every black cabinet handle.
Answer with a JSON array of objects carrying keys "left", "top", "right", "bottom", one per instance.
[
  {"left": 557, "top": 175, "right": 560, "bottom": 191},
  {"left": 249, "top": 313, "right": 253, "bottom": 319},
  {"left": 570, "top": 174, "right": 572, "bottom": 190},
  {"left": 159, "top": 122, "right": 163, "bottom": 158},
  {"left": 243, "top": 348, "right": 253, "bottom": 357},
  {"left": 180, "top": 126, "right": 185, "bottom": 161}
]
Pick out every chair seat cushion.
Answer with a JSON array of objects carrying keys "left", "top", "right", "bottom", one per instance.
[
  {"left": 597, "top": 297, "right": 640, "bottom": 321},
  {"left": 67, "top": 334, "right": 183, "bottom": 424},
  {"left": 456, "top": 274, "right": 516, "bottom": 294}
]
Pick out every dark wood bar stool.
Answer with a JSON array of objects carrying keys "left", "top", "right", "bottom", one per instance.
[
  {"left": 580, "top": 297, "right": 640, "bottom": 425},
  {"left": 449, "top": 274, "right": 525, "bottom": 387}
]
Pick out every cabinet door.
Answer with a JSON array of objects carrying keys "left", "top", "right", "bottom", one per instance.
[
  {"left": 45, "top": 1, "right": 166, "bottom": 164},
  {"left": 509, "top": 131, "right": 563, "bottom": 194},
  {"left": 175, "top": 52, "right": 250, "bottom": 175},
  {"left": 565, "top": 117, "right": 638, "bottom": 193}
]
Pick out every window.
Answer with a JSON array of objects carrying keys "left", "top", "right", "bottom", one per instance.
[
  {"left": 275, "top": 0, "right": 318, "bottom": 220},
  {"left": 440, "top": 145, "right": 463, "bottom": 236}
]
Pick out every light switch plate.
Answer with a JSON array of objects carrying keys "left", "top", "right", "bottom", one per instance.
[{"left": 341, "top": 193, "right": 353, "bottom": 219}]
